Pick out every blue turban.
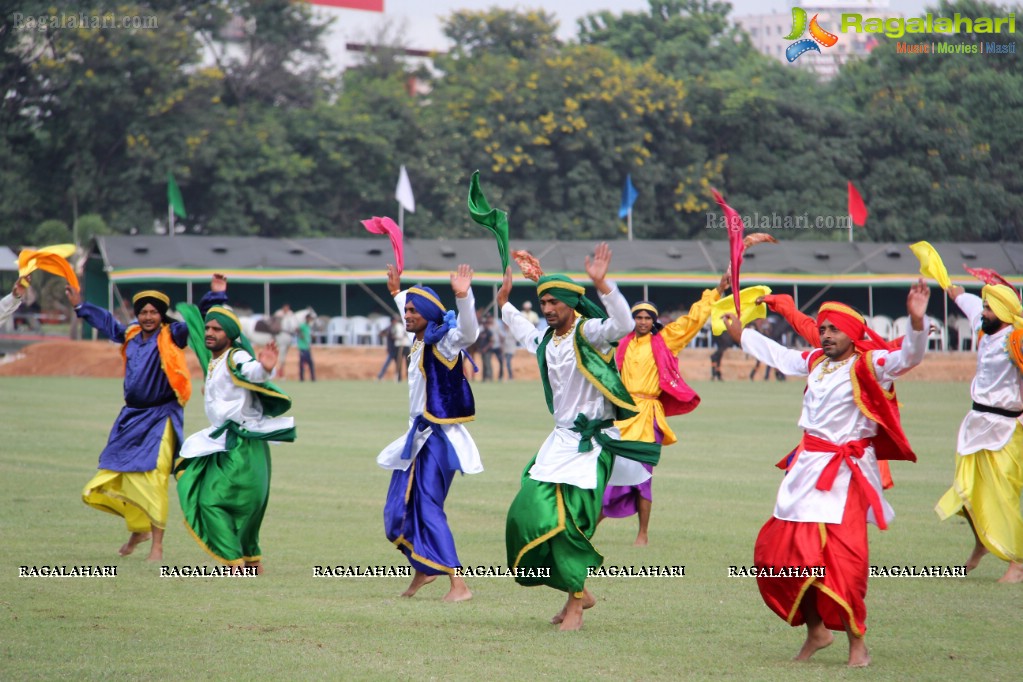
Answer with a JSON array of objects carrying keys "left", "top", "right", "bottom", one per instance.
[{"left": 407, "top": 285, "right": 457, "bottom": 345}]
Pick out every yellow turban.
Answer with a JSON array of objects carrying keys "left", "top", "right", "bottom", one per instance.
[
  {"left": 982, "top": 284, "right": 1023, "bottom": 329},
  {"left": 711, "top": 285, "right": 771, "bottom": 336}
]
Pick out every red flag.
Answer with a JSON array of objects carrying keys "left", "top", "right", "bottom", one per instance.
[
  {"left": 361, "top": 216, "right": 404, "bottom": 274},
  {"left": 848, "top": 181, "right": 868, "bottom": 227},
  {"left": 711, "top": 188, "right": 744, "bottom": 316}
]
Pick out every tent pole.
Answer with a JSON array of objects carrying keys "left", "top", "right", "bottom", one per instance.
[{"left": 341, "top": 283, "right": 347, "bottom": 318}]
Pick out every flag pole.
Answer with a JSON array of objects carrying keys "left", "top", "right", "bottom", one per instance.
[
  {"left": 168, "top": 203, "right": 175, "bottom": 238},
  {"left": 848, "top": 212, "right": 853, "bottom": 243},
  {"left": 627, "top": 209, "right": 633, "bottom": 241},
  {"left": 398, "top": 204, "right": 404, "bottom": 232}
]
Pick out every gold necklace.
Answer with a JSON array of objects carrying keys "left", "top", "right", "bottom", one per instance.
[
  {"left": 551, "top": 327, "right": 573, "bottom": 346},
  {"left": 410, "top": 339, "right": 424, "bottom": 355},
  {"left": 208, "top": 353, "right": 226, "bottom": 375},
  {"left": 816, "top": 356, "right": 851, "bottom": 381}
]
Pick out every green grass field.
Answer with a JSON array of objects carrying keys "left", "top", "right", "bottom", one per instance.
[{"left": 1, "top": 376, "right": 1019, "bottom": 680}]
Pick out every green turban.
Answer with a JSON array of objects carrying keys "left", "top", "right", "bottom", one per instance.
[{"left": 536, "top": 274, "right": 607, "bottom": 320}]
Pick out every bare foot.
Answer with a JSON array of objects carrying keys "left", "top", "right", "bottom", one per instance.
[
  {"left": 996, "top": 562, "right": 1023, "bottom": 583},
  {"left": 145, "top": 547, "right": 163, "bottom": 562},
  {"left": 966, "top": 542, "right": 989, "bottom": 573},
  {"left": 847, "top": 640, "right": 871, "bottom": 667},
  {"left": 245, "top": 561, "right": 264, "bottom": 576},
  {"left": 794, "top": 625, "right": 834, "bottom": 661},
  {"left": 118, "top": 532, "right": 152, "bottom": 557},
  {"left": 551, "top": 589, "right": 596, "bottom": 624},
  {"left": 401, "top": 571, "right": 436, "bottom": 597},
  {"left": 442, "top": 576, "right": 472, "bottom": 602},
  {"left": 633, "top": 533, "right": 649, "bottom": 547}
]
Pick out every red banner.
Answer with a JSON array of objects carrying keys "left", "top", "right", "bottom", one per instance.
[{"left": 306, "top": 0, "right": 383, "bottom": 11}]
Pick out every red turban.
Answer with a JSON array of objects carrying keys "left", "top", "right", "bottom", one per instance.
[{"left": 816, "top": 302, "right": 895, "bottom": 354}]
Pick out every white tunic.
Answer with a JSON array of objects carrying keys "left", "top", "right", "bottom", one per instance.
[
  {"left": 376, "top": 289, "right": 483, "bottom": 475},
  {"left": 741, "top": 323, "right": 927, "bottom": 526},
  {"left": 179, "top": 349, "right": 295, "bottom": 459},
  {"left": 953, "top": 293, "right": 1023, "bottom": 454},
  {"left": 0, "top": 292, "right": 21, "bottom": 326},
  {"left": 501, "top": 282, "right": 650, "bottom": 490}
]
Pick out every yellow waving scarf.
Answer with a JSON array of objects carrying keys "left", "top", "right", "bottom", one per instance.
[
  {"left": 711, "top": 285, "right": 771, "bottom": 335},
  {"left": 909, "top": 241, "right": 951, "bottom": 290},
  {"left": 17, "top": 244, "right": 79, "bottom": 290}
]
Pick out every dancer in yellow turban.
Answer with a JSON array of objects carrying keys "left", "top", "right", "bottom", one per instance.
[{"left": 936, "top": 283, "right": 1023, "bottom": 583}]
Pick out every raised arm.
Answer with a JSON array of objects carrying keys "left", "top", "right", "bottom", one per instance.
[
  {"left": 67, "top": 284, "right": 127, "bottom": 342},
  {"left": 876, "top": 279, "right": 930, "bottom": 378},
  {"left": 723, "top": 312, "right": 809, "bottom": 377},
  {"left": 450, "top": 264, "right": 479, "bottom": 345},
  {"left": 499, "top": 267, "right": 544, "bottom": 352}
]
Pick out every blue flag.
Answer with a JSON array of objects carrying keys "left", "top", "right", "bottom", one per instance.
[{"left": 618, "top": 174, "right": 638, "bottom": 219}]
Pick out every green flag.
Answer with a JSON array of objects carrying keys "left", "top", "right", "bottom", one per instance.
[{"left": 167, "top": 172, "right": 186, "bottom": 219}]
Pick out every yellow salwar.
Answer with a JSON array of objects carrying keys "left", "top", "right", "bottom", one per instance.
[
  {"left": 936, "top": 425, "right": 1023, "bottom": 563},
  {"left": 614, "top": 289, "right": 719, "bottom": 444},
  {"left": 83, "top": 419, "right": 176, "bottom": 532}
]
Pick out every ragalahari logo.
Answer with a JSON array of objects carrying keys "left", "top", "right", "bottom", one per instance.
[{"left": 785, "top": 7, "right": 839, "bottom": 62}]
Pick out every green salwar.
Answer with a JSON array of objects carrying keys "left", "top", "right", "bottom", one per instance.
[
  {"left": 175, "top": 438, "right": 271, "bottom": 566},
  {"left": 506, "top": 451, "right": 613, "bottom": 593}
]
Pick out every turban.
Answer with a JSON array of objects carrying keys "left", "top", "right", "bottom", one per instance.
[
  {"left": 982, "top": 284, "right": 1023, "bottom": 329},
  {"left": 536, "top": 274, "right": 606, "bottom": 320},
  {"left": 816, "top": 302, "right": 894, "bottom": 353},
  {"left": 407, "top": 285, "right": 456, "bottom": 345},
  {"left": 631, "top": 301, "right": 658, "bottom": 318},
  {"left": 630, "top": 301, "right": 663, "bottom": 333},
  {"left": 205, "top": 306, "right": 242, "bottom": 340},
  {"left": 132, "top": 290, "right": 170, "bottom": 319}
]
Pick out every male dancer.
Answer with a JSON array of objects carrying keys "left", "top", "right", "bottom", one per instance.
[
  {"left": 602, "top": 272, "right": 728, "bottom": 545},
  {"left": 175, "top": 279, "right": 295, "bottom": 573},
  {"left": 377, "top": 264, "right": 481, "bottom": 601},
  {"left": 500, "top": 243, "right": 659, "bottom": 630},
  {"left": 722, "top": 280, "right": 930, "bottom": 666},
  {"left": 67, "top": 276, "right": 225, "bottom": 560},
  {"left": 936, "top": 283, "right": 1023, "bottom": 582}
]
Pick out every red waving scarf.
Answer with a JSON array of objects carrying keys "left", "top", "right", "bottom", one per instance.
[{"left": 711, "top": 188, "right": 744, "bottom": 316}]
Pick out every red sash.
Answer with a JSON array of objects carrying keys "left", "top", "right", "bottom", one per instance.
[{"left": 801, "top": 433, "right": 887, "bottom": 530}]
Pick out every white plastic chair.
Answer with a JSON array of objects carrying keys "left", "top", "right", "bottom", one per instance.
[
  {"left": 868, "top": 314, "right": 894, "bottom": 341},
  {"left": 326, "top": 316, "right": 351, "bottom": 345},
  {"left": 954, "top": 317, "right": 975, "bottom": 351},
  {"left": 927, "top": 322, "right": 947, "bottom": 351},
  {"left": 371, "top": 315, "right": 393, "bottom": 346},
  {"left": 348, "top": 315, "right": 374, "bottom": 345}
]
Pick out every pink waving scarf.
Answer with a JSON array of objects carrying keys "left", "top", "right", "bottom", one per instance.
[
  {"left": 711, "top": 188, "right": 744, "bottom": 315},
  {"left": 361, "top": 216, "right": 404, "bottom": 274}
]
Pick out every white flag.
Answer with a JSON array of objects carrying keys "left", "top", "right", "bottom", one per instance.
[{"left": 395, "top": 165, "right": 415, "bottom": 213}]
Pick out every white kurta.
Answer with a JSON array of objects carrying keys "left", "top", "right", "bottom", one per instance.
[
  {"left": 0, "top": 292, "right": 22, "bottom": 326},
  {"left": 502, "top": 282, "right": 650, "bottom": 490},
  {"left": 953, "top": 293, "right": 1023, "bottom": 454},
  {"left": 376, "top": 289, "right": 483, "bottom": 475},
  {"left": 179, "top": 349, "right": 295, "bottom": 459},
  {"left": 741, "top": 323, "right": 928, "bottom": 526}
]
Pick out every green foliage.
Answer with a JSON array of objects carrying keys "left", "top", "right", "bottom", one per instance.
[
  {"left": 31, "top": 220, "right": 72, "bottom": 245},
  {"left": 0, "top": 0, "right": 1020, "bottom": 244}
]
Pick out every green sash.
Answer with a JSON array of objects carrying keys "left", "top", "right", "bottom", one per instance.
[{"left": 536, "top": 322, "right": 638, "bottom": 421}]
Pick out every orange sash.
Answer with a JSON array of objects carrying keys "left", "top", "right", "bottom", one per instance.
[{"left": 122, "top": 324, "right": 191, "bottom": 406}]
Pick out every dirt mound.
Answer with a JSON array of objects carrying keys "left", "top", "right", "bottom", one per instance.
[{"left": 0, "top": 340, "right": 977, "bottom": 382}]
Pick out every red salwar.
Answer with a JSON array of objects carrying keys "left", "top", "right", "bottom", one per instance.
[{"left": 755, "top": 435, "right": 878, "bottom": 637}]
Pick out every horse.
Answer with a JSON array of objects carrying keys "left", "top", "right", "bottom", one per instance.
[{"left": 236, "top": 306, "right": 316, "bottom": 379}]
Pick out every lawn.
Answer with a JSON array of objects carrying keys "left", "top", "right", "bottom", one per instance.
[{"left": 0, "top": 376, "right": 1018, "bottom": 680}]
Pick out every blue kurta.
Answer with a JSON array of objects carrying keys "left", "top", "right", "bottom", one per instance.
[{"left": 77, "top": 293, "right": 225, "bottom": 472}]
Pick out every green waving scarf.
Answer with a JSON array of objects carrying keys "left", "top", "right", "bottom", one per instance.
[{"left": 467, "top": 170, "right": 510, "bottom": 272}]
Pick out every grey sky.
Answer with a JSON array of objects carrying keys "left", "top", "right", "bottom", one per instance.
[{"left": 315, "top": 0, "right": 931, "bottom": 69}]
